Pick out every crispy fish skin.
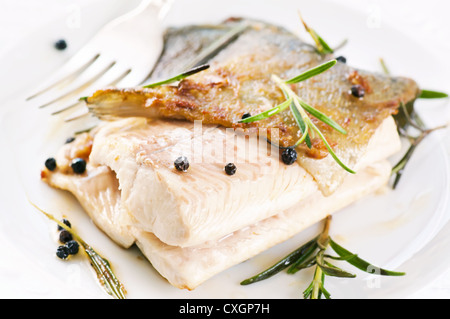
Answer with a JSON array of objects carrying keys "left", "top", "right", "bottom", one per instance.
[
  {"left": 40, "top": 18, "right": 413, "bottom": 290},
  {"left": 87, "top": 18, "right": 419, "bottom": 148},
  {"left": 86, "top": 19, "right": 419, "bottom": 194}
]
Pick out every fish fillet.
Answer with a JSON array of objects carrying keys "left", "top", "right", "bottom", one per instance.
[
  {"left": 41, "top": 119, "right": 394, "bottom": 288},
  {"left": 134, "top": 160, "right": 392, "bottom": 290},
  {"left": 43, "top": 118, "right": 400, "bottom": 247},
  {"left": 38, "top": 18, "right": 415, "bottom": 290},
  {"left": 42, "top": 116, "right": 399, "bottom": 249},
  {"left": 86, "top": 18, "right": 419, "bottom": 195}
]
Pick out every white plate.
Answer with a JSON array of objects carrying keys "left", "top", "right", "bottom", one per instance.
[{"left": 1, "top": 0, "right": 450, "bottom": 299}]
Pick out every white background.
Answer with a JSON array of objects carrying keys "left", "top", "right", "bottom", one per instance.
[{"left": 0, "top": 0, "right": 449, "bottom": 299}]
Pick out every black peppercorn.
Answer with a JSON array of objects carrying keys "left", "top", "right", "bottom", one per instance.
[
  {"left": 350, "top": 85, "right": 365, "bottom": 98},
  {"left": 224, "top": 163, "right": 237, "bottom": 176},
  {"left": 54, "top": 39, "right": 67, "bottom": 51},
  {"left": 66, "top": 240, "right": 79, "bottom": 255},
  {"left": 59, "top": 230, "right": 73, "bottom": 243},
  {"left": 45, "top": 158, "right": 57, "bottom": 171},
  {"left": 281, "top": 148, "right": 298, "bottom": 165},
  {"left": 241, "top": 113, "right": 252, "bottom": 120},
  {"left": 71, "top": 158, "right": 87, "bottom": 174},
  {"left": 336, "top": 56, "right": 347, "bottom": 63},
  {"left": 56, "top": 246, "right": 70, "bottom": 260},
  {"left": 57, "top": 219, "right": 71, "bottom": 231},
  {"left": 65, "top": 137, "right": 75, "bottom": 144},
  {"left": 174, "top": 156, "right": 189, "bottom": 172}
]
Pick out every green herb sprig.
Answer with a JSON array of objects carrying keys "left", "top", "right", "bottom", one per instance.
[
  {"left": 238, "top": 59, "right": 355, "bottom": 174},
  {"left": 29, "top": 201, "right": 127, "bottom": 299},
  {"left": 298, "top": 12, "right": 334, "bottom": 55},
  {"left": 143, "top": 64, "right": 210, "bottom": 88},
  {"left": 379, "top": 58, "right": 449, "bottom": 188},
  {"left": 391, "top": 103, "right": 448, "bottom": 188},
  {"left": 298, "top": 12, "right": 349, "bottom": 56},
  {"left": 241, "top": 215, "right": 404, "bottom": 299},
  {"left": 419, "top": 90, "right": 449, "bottom": 99}
]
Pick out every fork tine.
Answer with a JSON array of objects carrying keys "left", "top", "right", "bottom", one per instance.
[
  {"left": 51, "top": 101, "right": 83, "bottom": 116},
  {"left": 32, "top": 0, "right": 172, "bottom": 127},
  {"left": 63, "top": 105, "right": 92, "bottom": 122},
  {"left": 115, "top": 68, "right": 149, "bottom": 88},
  {"left": 36, "top": 57, "right": 116, "bottom": 109},
  {"left": 51, "top": 67, "right": 132, "bottom": 115},
  {"left": 26, "top": 53, "right": 100, "bottom": 101}
]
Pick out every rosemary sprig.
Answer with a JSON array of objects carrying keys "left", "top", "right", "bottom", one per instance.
[
  {"left": 391, "top": 106, "right": 447, "bottom": 189},
  {"left": 282, "top": 86, "right": 354, "bottom": 174},
  {"left": 29, "top": 201, "right": 127, "bottom": 299},
  {"left": 238, "top": 59, "right": 354, "bottom": 174},
  {"left": 143, "top": 64, "right": 210, "bottom": 88},
  {"left": 239, "top": 98, "right": 293, "bottom": 123},
  {"left": 241, "top": 215, "right": 404, "bottom": 299},
  {"left": 238, "top": 59, "right": 337, "bottom": 124},
  {"left": 298, "top": 12, "right": 334, "bottom": 55},
  {"left": 379, "top": 58, "right": 449, "bottom": 188}
]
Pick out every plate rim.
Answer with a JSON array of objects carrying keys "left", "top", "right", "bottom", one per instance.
[{"left": 1, "top": 0, "right": 450, "bottom": 299}]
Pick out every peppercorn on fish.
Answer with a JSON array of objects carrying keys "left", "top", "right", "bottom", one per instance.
[
  {"left": 41, "top": 116, "right": 399, "bottom": 288},
  {"left": 41, "top": 18, "right": 417, "bottom": 290},
  {"left": 86, "top": 18, "right": 419, "bottom": 195}
]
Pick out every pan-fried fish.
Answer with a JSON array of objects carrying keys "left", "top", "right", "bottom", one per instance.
[
  {"left": 41, "top": 18, "right": 418, "bottom": 289},
  {"left": 86, "top": 18, "right": 419, "bottom": 194},
  {"left": 41, "top": 116, "right": 399, "bottom": 288}
]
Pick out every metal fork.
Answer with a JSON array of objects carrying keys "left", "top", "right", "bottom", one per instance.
[{"left": 26, "top": 0, "right": 173, "bottom": 122}]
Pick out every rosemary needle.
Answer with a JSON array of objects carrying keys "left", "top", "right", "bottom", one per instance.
[
  {"left": 238, "top": 59, "right": 354, "bottom": 173},
  {"left": 419, "top": 89, "right": 449, "bottom": 99},
  {"left": 285, "top": 59, "right": 337, "bottom": 84},
  {"left": 298, "top": 11, "right": 334, "bottom": 55},
  {"left": 238, "top": 98, "right": 293, "bottom": 124},
  {"left": 273, "top": 74, "right": 355, "bottom": 174},
  {"left": 379, "top": 57, "right": 449, "bottom": 188},
  {"left": 238, "top": 60, "right": 337, "bottom": 124},
  {"left": 143, "top": 64, "right": 210, "bottom": 88},
  {"left": 240, "top": 236, "right": 319, "bottom": 285},
  {"left": 29, "top": 201, "right": 127, "bottom": 299},
  {"left": 329, "top": 238, "right": 405, "bottom": 276},
  {"left": 241, "top": 215, "right": 405, "bottom": 299}
]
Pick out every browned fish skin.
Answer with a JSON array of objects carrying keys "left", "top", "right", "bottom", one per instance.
[
  {"left": 88, "top": 19, "right": 418, "bottom": 147},
  {"left": 86, "top": 18, "right": 419, "bottom": 193}
]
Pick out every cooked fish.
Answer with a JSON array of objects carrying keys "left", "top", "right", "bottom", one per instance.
[
  {"left": 86, "top": 18, "right": 419, "bottom": 194},
  {"left": 40, "top": 18, "right": 413, "bottom": 290},
  {"left": 134, "top": 160, "right": 393, "bottom": 290},
  {"left": 41, "top": 117, "right": 396, "bottom": 289},
  {"left": 42, "top": 114, "right": 400, "bottom": 248},
  {"left": 40, "top": 133, "right": 134, "bottom": 247},
  {"left": 88, "top": 118, "right": 316, "bottom": 247}
]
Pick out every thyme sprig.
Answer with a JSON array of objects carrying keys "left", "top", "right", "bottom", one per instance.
[
  {"left": 238, "top": 60, "right": 355, "bottom": 174},
  {"left": 241, "top": 216, "right": 405, "bottom": 299},
  {"left": 29, "top": 201, "right": 127, "bottom": 299}
]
